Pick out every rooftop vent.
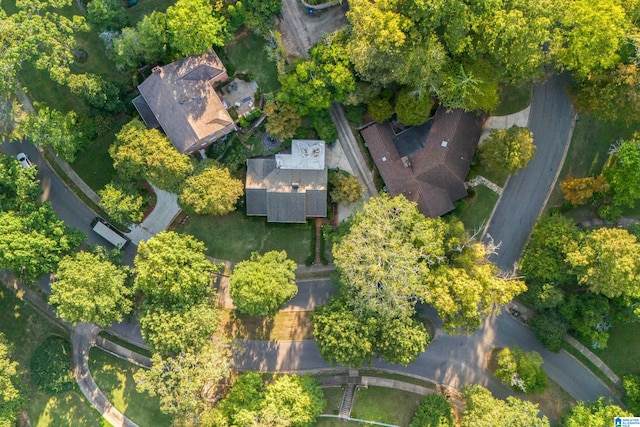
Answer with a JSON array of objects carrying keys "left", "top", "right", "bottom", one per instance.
[
  {"left": 441, "top": 140, "right": 449, "bottom": 148},
  {"left": 381, "top": 156, "right": 387, "bottom": 162},
  {"left": 152, "top": 66, "right": 161, "bottom": 73},
  {"left": 292, "top": 182, "right": 299, "bottom": 189},
  {"left": 401, "top": 156, "right": 411, "bottom": 168}
]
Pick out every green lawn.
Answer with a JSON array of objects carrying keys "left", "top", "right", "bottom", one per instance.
[
  {"left": 224, "top": 32, "right": 281, "bottom": 94},
  {"left": 547, "top": 113, "right": 640, "bottom": 210},
  {"left": 89, "top": 348, "right": 171, "bottom": 427},
  {"left": 72, "top": 116, "right": 129, "bottom": 191},
  {"left": 592, "top": 322, "right": 640, "bottom": 377},
  {"left": 177, "top": 211, "right": 314, "bottom": 263},
  {"left": 0, "top": 288, "right": 104, "bottom": 426},
  {"left": 350, "top": 387, "right": 422, "bottom": 427},
  {"left": 449, "top": 185, "right": 500, "bottom": 232},
  {"left": 322, "top": 387, "right": 345, "bottom": 416},
  {"left": 494, "top": 83, "right": 533, "bottom": 116},
  {"left": 126, "top": 0, "right": 177, "bottom": 24},
  {"left": 314, "top": 418, "right": 366, "bottom": 426}
]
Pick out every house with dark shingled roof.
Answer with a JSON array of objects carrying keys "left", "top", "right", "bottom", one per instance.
[
  {"left": 132, "top": 50, "right": 235, "bottom": 155},
  {"left": 245, "top": 140, "right": 328, "bottom": 223},
  {"left": 360, "top": 106, "right": 485, "bottom": 217}
]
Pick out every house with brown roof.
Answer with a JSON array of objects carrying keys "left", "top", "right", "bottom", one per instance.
[
  {"left": 360, "top": 107, "right": 485, "bottom": 217},
  {"left": 132, "top": 50, "right": 235, "bottom": 155},
  {"left": 245, "top": 140, "right": 327, "bottom": 223}
]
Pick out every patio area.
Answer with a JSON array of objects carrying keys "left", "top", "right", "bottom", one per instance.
[{"left": 221, "top": 78, "right": 258, "bottom": 117}]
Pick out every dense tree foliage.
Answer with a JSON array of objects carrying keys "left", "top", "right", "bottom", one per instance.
[
  {"left": 134, "top": 231, "right": 218, "bottom": 308},
  {"left": 333, "top": 194, "right": 525, "bottom": 334},
  {"left": 15, "top": 105, "right": 86, "bottom": 162},
  {"left": 241, "top": 0, "right": 281, "bottom": 36},
  {"left": 230, "top": 251, "right": 297, "bottom": 317},
  {"left": 562, "top": 397, "right": 632, "bottom": 427},
  {"left": 328, "top": 172, "right": 364, "bottom": 204},
  {"left": 139, "top": 300, "right": 219, "bottom": 357},
  {"left": 461, "top": 385, "right": 550, "bottom": 427},
  {"left": 0, "top": 0, "right": 88, "bottom": 94},
  {"left": 135, "top": 340, "right": 233, "bottom": 422},
  {"left": 179, "top": 161, "right": 244, "bottom": 216},
  {"left": 210, "top": 373, "right": 325, "bottom": 427},
  {"left": 50, "top": 251, "right": 132, "bottom": 327},
  {"left": 394, "top": 90, "right": 434, "bottom": 126},
  {"left": 565, "top": 227, "right": 640, "bottom": 299},
  {"left": 368, "top": 97, "right": 394, "bottom": 123},
  {"left": 66, "top": 73, "right": 122, "bottom": 113},
  {"left": 110, "top": 119, "right": 194, "bottom": 192},
  {"left": 166, "top": 0, "right": 228, "bottom": 57},
  {"left": 0, "top": 335, "right": 25, "bottom": 427},
  {"left": 264, "top": 101, "right": 301, "bottom": 141},
  {"left": 480, "top": 126, "right": 536, "bottom": 175},
  {"left": 560, "top": 175, "right": 608, "bottom": 206},
  {"left": 87, "top": 0, "right": 129, "bottom": 32},
  {"left": 110, "top": 11, "right": 168, "bottom": 70},
  {"left": 98, "top": 183, "right": 145, "bottom": 226},
  {"left": 494, "top": 346, "right": 547, "bottom": 394},
  {"left": 0, "top": 154, "right": 41, "bottom": 213},
  {"left": 624, "top": 374, "right": 640, "bottom": 416},
  {"left": 409, "top": 394, "right": 453, "bottom": 427},
  {"left": 604, "top": 137, "right": 640, "bottom": 209}
]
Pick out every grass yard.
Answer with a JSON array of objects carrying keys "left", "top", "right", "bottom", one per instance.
[
  {"left": 177, "top": 211, "right": 314, "bottom": 263},
  {"left": 218, "top": 309, "right": 314, "bottom": 340},
  {"left": 592, "top": 321, "right": 640, "bottom": 377},
  {"left": 313, "top": 418, "right": 365, "bottom": 426},
  {"left": 322, "top": 387, "right": 345, "bottom": 416},
  {"left": 547, "top": 114, "right": 640, "bottom": 210},
  {"left": 350, "top": 387, "right": 423, "bottom": 427},
  {"left": 89, "top": 348, "right": 171, "bottom": 427},
  {"left": 0, "top": 287, "right": 104, "bottom": 426},
  {"left": 72, "top": 116, "right": 129, "bottom": 191},
  {"left": 494, "top": 83, "right": 533, "bottom": 116},
  {"left": 449, "top": 185, "right": 500, "bottom": 232},
  {"left": 225, "top": 32, "right": 281, "bottom": 94},
  {"left": 127, "top": 0, "right": 177, "bottom": 24}
]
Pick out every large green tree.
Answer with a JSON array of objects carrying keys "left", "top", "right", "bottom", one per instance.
[
  {"left": 0, "top": 153, "right": 41, "bottom": 213},
  {"left": 15, "top": 105, "right": 86, "bottom": 162},
  {"left": 333, "top": 194, "right": 525, "bottom": 334},
  {"left": 565, "top": 227, "right": 640, "bottom": 299},
  {"left": 328, "top": 172, "right": 364, "bottom": 204},
  {"left": 562, "top": 397, "right": 632, "bottom": 427},
  {"left": 409, "top": 394, "right": 453, "bottom": 427},
  {"left": 50, "top": 251, "right": 132, "bottom": 327},
  {"left": 494, "top": 346, "right": 547, "bottom": 394},
  {"left": 461, "top": 385, "right": 549, "bottom": 427},
  {"left": 604, "top": 137, "right": 640, "bottom": 208},
  {"left": 230, "top": 251, "right": 297, "bottom": 317},
  {"left": 166, "top": 0, "right": 228, "bottom": 57},
  {"left": 110, "top": 119, "right": 194, "bottom": 192},
  {"left": 260, "top": 375, "right": 325, "bottom": 427},
  {"left": 0, "top": 206, "right": 84, "bottom": 280},
  {"left": 86, "top": 0, "right": 129, "bottom": 32},
  {"left": 394, "top": 89, "right": 434, "bottom": 126},
  {"left": 480, "top": 126, "right": 536, "bottom": 175},
  {"left": 0, "top": 335, "right": 25, "bottom": 427},
  {"left": 179, "top": 161, "right": 244, "bottom": 216},
  {"left": 264, "top": 101, "right": 301, "bottom": 141},
  {"left": 134, "top": 231, "right": 218, "bottom": 308},
  {"left": 0, "top": 0, "right": 88, "bottom": 94},
  {"left": 135, "top": 340, "right": 232, "bottom": 422},
  {"left": 139, "top": 300, "right": 219, "bottom": 357},
  {"left": 98, "top": 183, "right": 145, "bottom": 226}
]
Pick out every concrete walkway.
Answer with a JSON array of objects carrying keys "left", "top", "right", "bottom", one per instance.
[
  {"left": 330, "top": 103, "right": 378, "bottom": 199},
  {"left": 126, "top": 184, "right": 181, "bottom": 244},
  {"left": 466, "top": 175, "right": 503, "bottom": 195},
  {"left": 479, "top": 105, "right": 531, "bottom": 144},
  {"left": 72, "top": 323, "right": 140, "bottom": 427}
]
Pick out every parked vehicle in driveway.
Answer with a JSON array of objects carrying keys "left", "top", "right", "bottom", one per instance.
[
  {"left": 16, "top": 153, "right": 32, "bottom": 168},
  {"left": 91, "top": 217, "right": 130, "bottom": 249}
]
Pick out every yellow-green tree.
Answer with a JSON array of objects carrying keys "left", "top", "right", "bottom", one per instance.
[
  {"left": 179, "top": 161, "right": 243, "bottom": 216},
  {"left": 480, "top": 126, "right": 535, "bottom": 175},
  {"left": 560, "top": 175, "right": 608, "bottom": 206}
]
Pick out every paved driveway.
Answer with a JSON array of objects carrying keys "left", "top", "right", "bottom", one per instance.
[{"left": 484, "top": 74, "right": 575, "bottom": 270}]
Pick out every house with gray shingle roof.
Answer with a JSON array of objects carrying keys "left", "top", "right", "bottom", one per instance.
[
  {"left": 132, "top": 50, "right": 235, "bottom": 155},
  {"left": 360, "top": 107, "right": 485, "bottom": 217},
  {"left": 246, "top": 140, "right": 327, "bottom": 223}
]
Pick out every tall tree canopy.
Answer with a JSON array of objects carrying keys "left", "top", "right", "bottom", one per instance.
[
  {"left": 179, "top": 161, "right": 244, "bottom": 216},
  {"left": 264, "top": 101, "right": 301, "bottom": 141},
  {"left": 110, "top": 119, "right": 194, "bottom": 192},
  {"left": 230, "top": 251, "right": 298, "bottom": 317},
  {"left": 134, "top": 231, "right": 218, "bottom": 308},
  {"left": 50, "top": 251, "right": 132, "bottom": 327},
  {"left": 0, "top": 334, "right": 24, "bottom": 427},
  {"left": 333, "top": 194, "right": 525, "bottom": 334},
  {"left": 135, "top": 340, "right": 233, "bottom": 423},
  {"left": 0, "top": 0, "right": 88, "bottom": 94},
  {"left": 461, "top": 385, "right": 549, "bottom": 427},
  {"left": 562, "top": 397, "right": 632, "bottom": 427},
  {"left": 0, "top": 154, "right": 41, "bottom": 213},
  {"left": 604, "top": 137, "right": 640, "bottom": 209},
  {"left": 565, "top": 227, "right": 640, "bottom": 299},
  {"left": 166, "top": 0, "right": 228, "bottom": 57},
  {"left": 480, "top": 126, "right": 536, "bottom": 175}
]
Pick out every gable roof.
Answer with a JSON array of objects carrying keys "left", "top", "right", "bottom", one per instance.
[
  {"left": 134, "top": 50, "right": 234, "bottom": 153},
  {"left": 245, "top": 141, "right": 328, "bottom": 223},
  {"left": 360, "top": 107, "right": 485, "bottom": 217}
]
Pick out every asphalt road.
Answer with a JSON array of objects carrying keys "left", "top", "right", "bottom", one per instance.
[
  {"left": 484, "top": 74, "right": 575, "bottom": 270},
  {"left": 0, "top": 140, "right": 137, "bottom": 265}
]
